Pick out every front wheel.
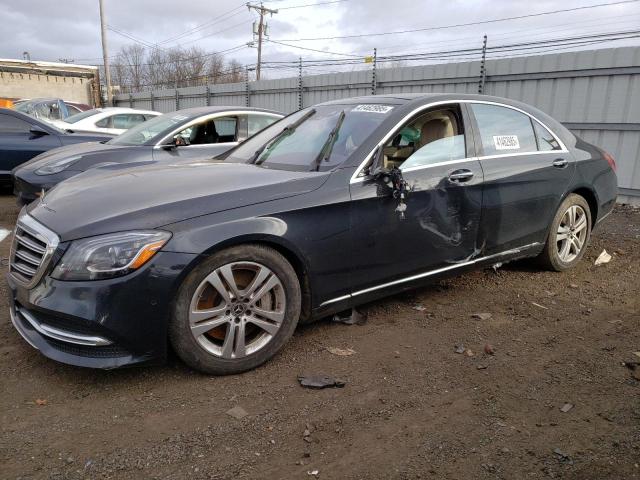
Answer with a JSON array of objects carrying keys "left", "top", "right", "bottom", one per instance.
[
  {"left": 170, "top": 244, "right": 301, "bottom": 375},
  {"left": 539, "top": 193, "right": 592, "bottom": 271}
]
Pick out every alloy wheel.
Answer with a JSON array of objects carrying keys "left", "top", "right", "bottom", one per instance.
[
  {"left": 189, "top": 261, "right": 286, "bottom": 359},
  {"left": 556, "top": 205, "right": 588, "bottom": 263}
]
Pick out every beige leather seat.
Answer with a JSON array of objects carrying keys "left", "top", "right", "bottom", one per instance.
[{"left": 419, "top": 114, "right": 456, "bottom": 148}]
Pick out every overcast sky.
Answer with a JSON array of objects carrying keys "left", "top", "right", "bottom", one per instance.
[{"left": 1, "top": 0, "right": 639, "bottom": 77}]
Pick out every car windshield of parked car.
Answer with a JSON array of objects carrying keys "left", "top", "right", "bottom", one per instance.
[
  {"left": 64, "top": 109, "right": 101, "bottom": 124},
  {"left": 225, "top": 104, "right": 391, "bottom": 172},
  {"left": 108, "top": 113, "right": 188, "bottom": 146}
]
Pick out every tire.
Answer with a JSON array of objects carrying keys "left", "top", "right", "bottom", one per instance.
[
  {"left": 538, "top": 193, "right": 592, "bottom": 272},
  {"left": 170, "top": 244, "right": 301, "bottom": 375}
]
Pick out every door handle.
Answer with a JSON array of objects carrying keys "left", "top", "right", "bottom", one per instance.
[
  {"left": 552, "top": 158, "right": 568, "bottom": 168},
  {"left": 448, "top": 169, "right": 474, "bottom": 183}
]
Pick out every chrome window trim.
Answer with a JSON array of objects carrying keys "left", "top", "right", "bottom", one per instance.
[
  {"left": 319, "top": 242, "right": 541, "bottom": 307},
  {"left": 350, "top": 99, "right": 568, "bottom": 184},
  {"left": 153, "top": 111, "right": 282, "bottom": 148},
  {"left": 10, "top": 213, "right": 60, "bottom": 289},
  {"left": 174, "top": 142, "right": 239, "bottom": 149},
  {"left": 399, "top": 156, "right": 479, "bottom": 174}
]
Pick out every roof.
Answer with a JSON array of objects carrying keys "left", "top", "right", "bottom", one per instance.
[
  {"left": 0, "top": 58, "right": 97, "bottom": 74},
  {"left": 165, "top": 106, "right": 283, "bottom": 117},
  {"left": 318, "top": 92, "right": 556, "bottom": 115}
]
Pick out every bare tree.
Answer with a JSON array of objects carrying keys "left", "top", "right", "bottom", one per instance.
[
  {"left": 112, "top": 43, "right": 248, "bottom": 92},
  {"left": 118, "top": 44, "right": 146, "bottom": 92},
  {"left": 207, "top": 53, "right": 225, "bottom": 84}
]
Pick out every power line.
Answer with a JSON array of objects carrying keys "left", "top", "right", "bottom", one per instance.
[
  {"left": 278, "top": 0, "right": 347, "bottom": 9},
  {"left": 273, "top": 0, "right": 640, "bottom": 41},
  {"left": 156, "top": 4, "right": 248, "bottom": 45},
  {"left": 268, "top": 39, "right": 362, "bottom": 57}
]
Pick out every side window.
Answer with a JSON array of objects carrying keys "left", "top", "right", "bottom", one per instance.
[
  {"left": 95, "top": 117, "right": 112, "bottom": 128},
  {"left": 470, "top": 104, "right": 538, "bottom": 156},
  {"left": 111, "top": 114, "right": 146, "bottom": 130},
  {"left": 382, "top": 105, "right": 466, "bottom": 170},
  {"left": 0, "top": 114, "right": 31, "bottom": 133},
  {"left": 176, "top": 117, "right": 236, "bottom": 145},
  {"left": 213, "top": 116, "right": 237, "bottom": 142},
  {"left": 248, "top": 114, "right": 280, "bottom": 137},
  {"left": 533, "top": 121, "right": 561, "bottom": 151}
]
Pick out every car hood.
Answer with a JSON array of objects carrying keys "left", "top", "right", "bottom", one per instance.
[
  {"left": 61, "top": 131, "right": 116, "bottom": 143},
  {"left": 14, "top": 142, "right": 139, "bottom": 173},
  {"left": 27, "top": 161, "right": 329, "bottom": 241}
]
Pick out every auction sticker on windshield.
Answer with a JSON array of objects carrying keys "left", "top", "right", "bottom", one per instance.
[
  {"left": 353, "top": 104, "right": 394, "bottom": 114},
  {"left": 493, "top": 135, "right": 520, "bottom": 150}
]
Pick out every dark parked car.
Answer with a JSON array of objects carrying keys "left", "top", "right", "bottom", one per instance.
[
  {"left": 0, "top": 108, "right": 113, "bottom": 186},
  {"left": 12, "top": 106, "right": 283, "bottom": 204},
  {"left": 8, "top": 93, "right": 617, "bottom": 375}
]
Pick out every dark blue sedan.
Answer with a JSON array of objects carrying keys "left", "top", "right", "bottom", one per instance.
[{"left": 0, "top": 108, "right": 113, "bottom": 186}]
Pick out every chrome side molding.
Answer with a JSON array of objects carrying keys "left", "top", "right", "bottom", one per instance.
[{"left": 319, "top": 242, "right": 541, "bottom": 307}]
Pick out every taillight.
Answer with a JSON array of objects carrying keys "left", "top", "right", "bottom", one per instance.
[{"left": 603, "top": 151, "right": 617, "bottom": 172}]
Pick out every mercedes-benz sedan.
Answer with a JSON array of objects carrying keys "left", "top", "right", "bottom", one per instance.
[{"left": 8, "top": 93, "right": 617, "bottom": 374}]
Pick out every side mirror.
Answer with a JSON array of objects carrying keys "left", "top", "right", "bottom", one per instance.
[
  {"left": 368, "top": 146, "right": 389, "bottom": 179},
  {"left": 174, "top": 135, "right": 190, "bottom": 147},
  {"left": 29, "top": 125, "right": 49, "bottom": 137},
  {"left": 162, "top": 135, "right": 190, "bottom": 150}
]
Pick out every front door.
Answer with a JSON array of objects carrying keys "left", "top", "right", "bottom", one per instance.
[
  {"left": 348, "top": 103, "right": 484, "bottom": 297},
  {"left": 154, "top": 115, "right": 240, "bottom": 161}
]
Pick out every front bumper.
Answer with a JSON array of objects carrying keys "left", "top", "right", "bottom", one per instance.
[{"left": 7, "top": 251, "right": 197, "bottom": 369}]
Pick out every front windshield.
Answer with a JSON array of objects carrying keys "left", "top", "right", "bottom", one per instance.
[
  {"left": 109, "top": 112, "right": 188, "bottom": 146},
  {"left": 64, "top": 109, "right": 102, "bottom": 124},
  {"left": 225, "top": 104, "right": 392, "bottom": 171}
]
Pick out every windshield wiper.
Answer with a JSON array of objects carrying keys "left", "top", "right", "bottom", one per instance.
[
  {"left": 311, "top": 110, "right": 345, "bottom": 172},
  {"left": 253, "top": 108, "right": 316, "bottom": 165}
]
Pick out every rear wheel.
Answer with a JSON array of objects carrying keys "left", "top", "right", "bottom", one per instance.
[
  {"left": 170, "top": 245, "right": 301, "bottom": 375},
  {"left": 539, "top": 194, "right": 591, "bottom": 271}
]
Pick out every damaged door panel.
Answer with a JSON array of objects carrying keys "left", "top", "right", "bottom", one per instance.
[{"left": 348, "top": 103, "right": 484, "bottom": 296}]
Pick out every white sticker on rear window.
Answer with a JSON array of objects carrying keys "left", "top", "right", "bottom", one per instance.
[
  {"left": 172, "top": 114, "right": 189, "bottom": 121},
  {"left": 493, "top": 135, "right": 520, "bottom": 150},
  {"left": 353, "top": 104, "right": 394, "bottom": 114}
]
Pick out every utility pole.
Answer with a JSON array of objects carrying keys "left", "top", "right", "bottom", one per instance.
[
  {"left": 98, "top": 0, "right": 112, "bottom": 106},
  {"left": 247, "top": 3, "right": 278, "bottom": 81}
]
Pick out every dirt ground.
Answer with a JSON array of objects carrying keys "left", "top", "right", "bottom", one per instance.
[{"left": 0, "top": 195, "right": 638, "bottom": 480}]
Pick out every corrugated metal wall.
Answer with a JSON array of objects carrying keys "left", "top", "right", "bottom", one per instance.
[{"left": 114, "top": 46, "right": 640, "bottom": 199}]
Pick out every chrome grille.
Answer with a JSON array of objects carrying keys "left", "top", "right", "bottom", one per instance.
[{"left": 10, "top": 214, "right": 59, "bottom": 288}]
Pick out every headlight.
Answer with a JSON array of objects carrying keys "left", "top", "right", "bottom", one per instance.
[
  {"left": 35, "top": 156, "right": 82, "bottom": 175},
  {"left": 51, "top": 231, "right": 171, "bottom": 281}
]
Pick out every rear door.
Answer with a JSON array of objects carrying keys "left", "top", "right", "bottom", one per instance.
[
  {"left": 0, "top": 114, "right": 62, "bottom": 174},
  {"left": 467, "top": 102, "right": 574, "bottom": 254}
]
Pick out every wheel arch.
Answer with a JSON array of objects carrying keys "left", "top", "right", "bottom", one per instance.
[
  {"left": 568, "top": 186, "right": 599, "bottom": 226},
  {"left": 182, "top": 233, "right": 313, "bottom": 324}
]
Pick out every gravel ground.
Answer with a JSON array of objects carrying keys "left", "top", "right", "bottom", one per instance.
[{"left": 0, "top": 196, "right": 638, "bottom": 480}]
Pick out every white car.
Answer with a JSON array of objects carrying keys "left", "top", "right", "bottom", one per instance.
[{"left": 49, "top": 107, "right": 161, "bottom": 135}]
